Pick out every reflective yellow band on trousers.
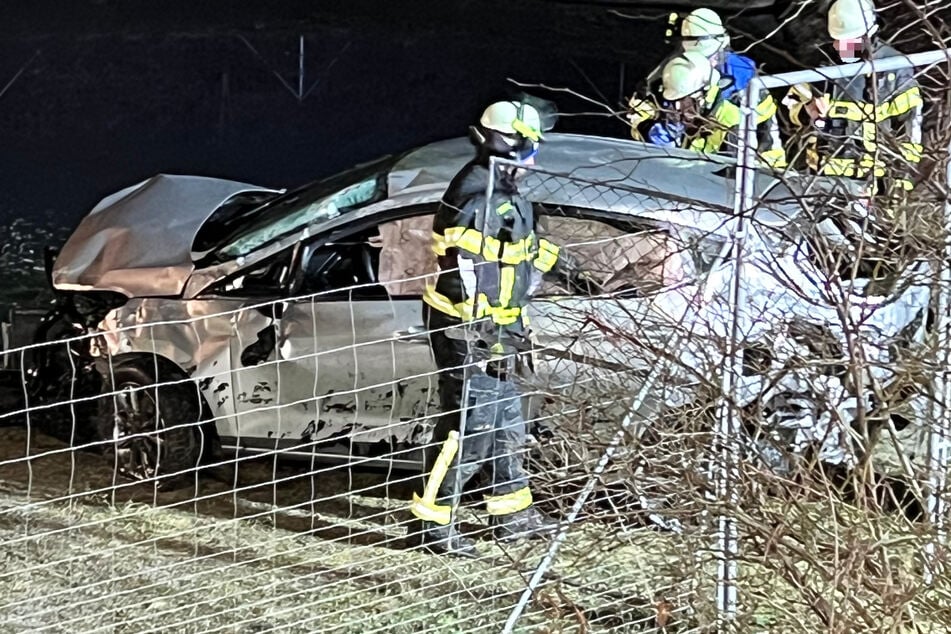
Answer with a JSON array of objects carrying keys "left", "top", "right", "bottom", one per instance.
[
  {"left": 409, "top": 430, "right": 460, "bottom": 526},
  {"left": 484, "top": 486, "right": 533, "bottom": 516}
]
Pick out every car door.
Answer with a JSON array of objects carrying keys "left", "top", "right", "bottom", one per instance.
[
  {"left": 272, "top": 210, "right": 441, "bottom": 450},
  {"left": 525, "top": 209, "right": 722, "bottom": 416}
]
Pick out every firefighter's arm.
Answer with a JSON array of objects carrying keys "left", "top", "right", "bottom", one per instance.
[
  {"left": 627, "top": 94, "right": 658, "bottom": 141},
  {"left": 533, "top": 242, "right": 603, "bottom": 295},
  {"left": 753, "top": 94, "right": 788, "bottom": 169},
  {"left": 781, "top": 83, "right": 829, "bottom": 128},
  {"left": 889, "top": 80, "right": 924, "bottom": 192}
]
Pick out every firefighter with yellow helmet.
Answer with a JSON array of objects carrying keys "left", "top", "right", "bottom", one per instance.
[
  {"left": 783, "top": 0, "right": 922, "bottom": 193},
  {"left": 636, "top": 50, "right": 787, "bottom": 167},
  {"left": 407, "top": 100, "right": 597, "bottom": 556},
  {"left": 627, "top": 9, "right": 769, "bottom": 148}
]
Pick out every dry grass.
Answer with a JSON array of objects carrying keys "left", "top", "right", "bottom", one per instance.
[{"left": 0, "top": 427, "right": 701, "bottom": 634}]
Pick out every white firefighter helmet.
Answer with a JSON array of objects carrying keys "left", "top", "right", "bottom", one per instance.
[
  {"left": 681, "top": 8, "right": 730, "bottom": 58},
  {"left": 827, "top": 0, "right": 878, "bottom": 40},
  {"left": 661, "top": 51, "right": 720, "bottom": 102},
  {"left": 479, "top": 101, "right": 543, "bottom": 142}
]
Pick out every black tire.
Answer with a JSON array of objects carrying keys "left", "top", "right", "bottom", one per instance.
[{"left": 96, "top": 359, "right": 202, "bottom": 484}]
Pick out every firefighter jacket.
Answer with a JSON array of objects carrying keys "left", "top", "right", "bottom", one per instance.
[
  {"left": 423, "top": 159, "right": 560, "bottom": 335},
  {"left": 785, "top": 40, "right": 923, "bottom": 191},
  {"left": 643, "top": 83, "right": 787, "bottom": 168}
]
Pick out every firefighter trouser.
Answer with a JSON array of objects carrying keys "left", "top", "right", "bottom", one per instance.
[{"left": 413, "top": 305, "right": 533, "bottom": 524}]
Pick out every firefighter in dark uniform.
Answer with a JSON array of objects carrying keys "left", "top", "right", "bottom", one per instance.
[
  {"left": 782, "top": 0, "right": 922, "bottom": 195},
  {"left": 408, "top": 100, "right": 594, "bottom": 556}
]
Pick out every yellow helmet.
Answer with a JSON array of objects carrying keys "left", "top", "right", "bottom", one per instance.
[{"left": 681, "top": 8, "right": 730, "bottom": 58}]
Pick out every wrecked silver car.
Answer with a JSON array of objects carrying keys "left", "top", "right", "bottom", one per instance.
[{"left": 22, "top": 133, "right": 931, "bottom": 483}]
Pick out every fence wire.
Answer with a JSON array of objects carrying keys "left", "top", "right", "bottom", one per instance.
[{"left": 0, "top": 51, "right": 950, "bottom": 633}]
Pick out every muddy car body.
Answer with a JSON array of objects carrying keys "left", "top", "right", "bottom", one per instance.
[{"left": 26, "top": 133, "right": 930, "bottom": 480}]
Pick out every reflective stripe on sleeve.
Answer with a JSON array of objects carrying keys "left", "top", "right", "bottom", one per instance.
[{"left": 534, "top": 239, "right": 560, "bottom": 273}]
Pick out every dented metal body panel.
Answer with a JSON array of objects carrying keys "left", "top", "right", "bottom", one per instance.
[
  {"left": 97, "top": 296, "right": 439, "bottom": 447},
  {"left": 44, "top": 132, "right": 931, "bottom": 466}
]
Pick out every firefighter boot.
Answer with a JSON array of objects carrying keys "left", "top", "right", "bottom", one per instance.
[
  {"left": 407, "top": 519, "right": 479, "bottom": 558},
  {"left": 490, "top": 506, "right": 560, "bottom": 543}
]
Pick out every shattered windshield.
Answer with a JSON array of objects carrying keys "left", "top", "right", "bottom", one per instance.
[{"left": 216, "top": 155, "right": 400, "bottom": 259}]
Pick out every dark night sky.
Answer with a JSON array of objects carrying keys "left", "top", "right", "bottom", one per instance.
[
  {"left": 1, "top": 0, "right": 825, "bottom": 229},
  {"left": 0, "top": 0, "right": 675, "bottom": 227}
]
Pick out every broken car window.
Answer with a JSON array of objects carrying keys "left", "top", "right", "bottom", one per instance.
[
  {"left": 214, "top": 155, "right": 400, "bottom": 260},
  {"left": 536, "top": 212, "right": 724, "bottom": 296},
  {"left": 219, "top": 177, "right": 385, "bottom": 259}
]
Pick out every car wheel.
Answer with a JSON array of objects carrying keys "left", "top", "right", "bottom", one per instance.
[
  {"left": 25, "top": 314, "right": 101, "bottom": 446},
  {"left": 96, "top": 359, "right": 202, "bottom": 484}
]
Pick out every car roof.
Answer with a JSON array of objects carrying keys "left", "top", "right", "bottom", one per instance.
[
  {"left": 387, "top": 133, "right": 800, "bottom": 239},
  {"left": 52, "top": 133, "right": 813, "bottom": 298}
]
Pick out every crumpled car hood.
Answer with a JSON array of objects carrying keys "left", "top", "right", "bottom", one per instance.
[{"left": 52, "top": 174, "right": 281, "bottom": 298}]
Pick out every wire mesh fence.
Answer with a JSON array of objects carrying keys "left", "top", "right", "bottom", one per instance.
[{"left": 0, "top": 50, "right": 950, "bottom": 633}]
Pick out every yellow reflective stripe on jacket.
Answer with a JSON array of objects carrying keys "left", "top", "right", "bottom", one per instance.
[
  {"left": 423, "top": 286, "right": 523, "bottom": 325},
  {"left": 879, "top": 86, "right": 922, "bottom": 119},
  {"left": 754, "top": 94, "right": 778, "bottom": 123},
  {"left": 442, "top": 226, "right": 485, "bottom": 257},
  {"left": 811, "top": 155, "right": 886, "bottom": 178},
  {"left": 827, "top": 86, "right": 922, "bottom": 123},
  {"left": 760, "top": 148, "right": 788, "bottom": 169},
  {"left": 685, "top": 95, "right": 777, "bottom": 155},
  {"left": 900, "top": 141, "right": 923, "bottom": 164},
  {"left": 499, "top": 267, "right": 515, "bottom": 308},
  {"left": 534, "top": 239, "right": 559, "bottom": 273},
  {"left": 437, "top": 226, "right": 539, "bottom": 265},
  {"left": 827, "top": 99, "right": 875, "bottom": 122},
  {"left": 484, "top": 486, "right": 533, "bottom": 516}
]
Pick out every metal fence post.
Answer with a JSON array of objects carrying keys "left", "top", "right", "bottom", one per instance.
[
  {"left": 924, "top": 140, "right": 951, "bottom": 583},
  {"left": 710, "top": 75, "right": 760, "bottom": 631}
]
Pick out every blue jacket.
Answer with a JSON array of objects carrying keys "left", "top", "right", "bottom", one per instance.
[{"left": 718, "top": 51, "right": 757, "bottom": 102}]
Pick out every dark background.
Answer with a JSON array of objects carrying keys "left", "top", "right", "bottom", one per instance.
[{"left": 0, "top": 0, "right": 809, "bottom": 229}]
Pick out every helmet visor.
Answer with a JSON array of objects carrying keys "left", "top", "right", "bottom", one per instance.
[{"left": 511, "top": 117, "right": 543, "bottom": 142}]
